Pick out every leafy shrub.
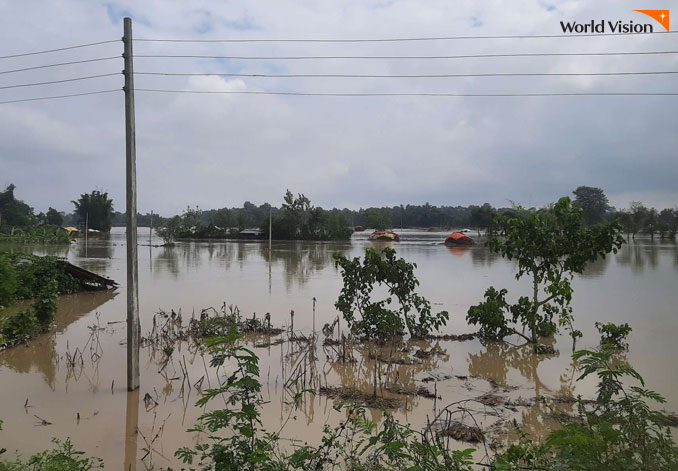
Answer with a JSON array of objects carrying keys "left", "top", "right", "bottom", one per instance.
[
  {"left": 0, "top": 254, "right": 17, "bottom": 308},
  {"left": 0, "top": 438, "right": 102, "bottom": 471},
  {"left": 33, "top": 279, "right": 58, "bottom": 326},
  {"left": 0, "top": 253, "right": 81, "bottom": 307},
  {"left": 497, "top": 349, "right": 678, "bottom": 470},
  {"left": 333, "top": 247, "right": 448, "bottom": 339},
  {"left": 595, "top": 322, "right": 632, "bottom": 349},
  {"left": 0, "top": 310, "right": 38, "bottom": 342},
  {"left": 177, "top": 328, "right": 475, "bottom": 471},
  {"left": 467, "top": 197, "right": 623, "bottom": 346}
]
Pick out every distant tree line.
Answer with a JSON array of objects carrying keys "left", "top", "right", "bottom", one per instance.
[
  {"left": 1, "top": 183, "right": 676, "bottom": 241},
  {"left": 0, "top": 184, "right": 115, "bottom": 236}
]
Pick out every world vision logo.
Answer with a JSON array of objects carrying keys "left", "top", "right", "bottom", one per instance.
[
  {"left": 634, "top": 10, "right": 669, "bottom": 31},
  {"left": 560, "top": 10, "right": 670, "bottom": 34}
]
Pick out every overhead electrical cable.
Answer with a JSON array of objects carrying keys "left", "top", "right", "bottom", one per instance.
[
  {"left": 135, "top": 50, "right": 678, "bottom": 61},
  {"left": 134, "top": 70, "right": 678, "bottom": 79},
  {"left": 0, "top": 73, "right": 121, "bottom": 90},
  {"left": 134, "top": 31, "right": 677, "bottom": 42},
  {"left": 0, "top": 56, "right": 121, "bottom": 75},
  {"left": 0, "top": 40, "right": 120, "bottom": 60},
  {"left": 0, "top": 89, "right": 119, "bottom": 105},
  {"left": 134, "top": 88, "right": 678, "bottom": 97}
]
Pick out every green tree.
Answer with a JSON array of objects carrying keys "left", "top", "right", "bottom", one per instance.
[
  {"left": 0, "top": 184, "right": 34, "bottom": 227},
  {"left": 0, "top": 254, "right": 18, "bottom": 308},
  {"left": 45, "top": 207, "right": 63, "bottom": 226},
  {"left": 156, "top": 216, "right": 181, "bottom": 244},
  {"left": 334, "top": 247, "right": 448, "bottom": 339},
  {"left": 644, "top": 208, "right": 659, "bottom": 239},
  {"left": 71, "top": 190, "right": 114, "bottom": 232},
  {"left": 629, "top": 201, "right": 648, "bottom": 239},
  {"left": 470, "top": 203, "right": 498, "bottom": 236},
  {"left": 324, "top": 209, "right": 352, "bottom": 240},
  {"left": 658, "top": 208, "right": 677, "bottom": 239},
  {"left": 572, "top": 186, "right": 611, "bottom": 226},
  {"left": 467, "top": 197, "right": 624, "bottom": 346},
  {"left": 272, "top": 190, "right": 311, "bottom": 239},
  {"left": 363, "top": 208, "right": 391, "bottom": 231},
  {"left": 211, "top": 208, "right": 234, "bottom": 231}
]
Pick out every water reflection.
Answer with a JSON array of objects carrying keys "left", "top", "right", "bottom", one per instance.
[
  {"left": 579, "top": 254, "right": 611, "bottom": 279},
  {"left": 467, "top": 338, "right": 558, "bottom": 397},
  {"left": 0, "top": 242, "right": 70, "bottom": 257},
  {"left": 75, "top": 236, "right": 114, "bottom": 277},
  {"left": 124, "top": 389, "right": 140, "bottom": 471},
  {"left": 0, "top": 291, "right": 116, "bottom": 387},
  {"left": 262, "top": 242, "right": 350, "bottom": 290},
  {"left": 616, "top": 241, "right": 661, "bottom": 274},
  {"left": 445, "top": 246, "right": 500, "bottom": 268}
]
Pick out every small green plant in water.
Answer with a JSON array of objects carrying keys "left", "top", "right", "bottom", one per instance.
[
  {"left": 333, "top": 247, "right": 448, "bottom": 339},
  {"left": 595, "top": 321, "right": 632, "bottom": 349},
  {"left": 33, "top": 279, "right": 58, "bottom": 326},
  {"left": 0, "top": 438, "right": 102, "bottom": 471},
  {"left": 496, "top": 348, "right": 678, "bottom": 471},
  {"left": 467, "top": 197, "right": 624, "bottom": 347}
]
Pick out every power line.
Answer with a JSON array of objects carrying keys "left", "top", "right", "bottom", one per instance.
[
  {"left": 0, "top": 73, "right": 121, "bottom": 90},
  {"left": 135, "top": 50, "right": 678, "bottom": 61},
  {"left": 0, "top": 89, "right": 120, "bottom": 105},
  {"left": 0, "top": 56, "right": 121, "bottom": 75},
  {"left": 135, "top": 88, "right": 678, "bottom": 97},
  {"left": 134, "top": 31, "right": 677, "bottom": 43},
  {"left": 135, "top": 70, "right": 678, "bottom": 79},
  {"left": 0, "top": 40, "right": 120, "bottom": 60}
]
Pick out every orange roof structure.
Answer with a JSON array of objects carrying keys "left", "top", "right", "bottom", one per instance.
[{"left": 444, "top": 232, "right": 474, "bottom": 246}]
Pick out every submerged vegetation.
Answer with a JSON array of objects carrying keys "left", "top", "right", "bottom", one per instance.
[
  {"left": 157, "top": 190, "right": 352, "bottom": 243},
  {"left": 0, "top": 252, "right": 90, "bottom": 349},
  {"left": 168, "top": 324, "right": 678, "bottom": 470},
  {"left": 334, "top": 247, "right": 449, "bottom": 339},
  {"left": 467, "top": 197, "right": 624, "bottom": 348}
]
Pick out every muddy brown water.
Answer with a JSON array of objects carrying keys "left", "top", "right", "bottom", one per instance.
[{"left": 0, "top": 228, "right": 676, "bottom": 469}]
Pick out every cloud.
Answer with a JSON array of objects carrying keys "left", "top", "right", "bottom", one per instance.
[{"left": 0, "top": 0, "right": 676, "bottom": 215}]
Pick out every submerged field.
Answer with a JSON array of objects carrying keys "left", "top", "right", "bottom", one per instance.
[{"left": 0, "top": 228, "right": 676, "bottom": 469}]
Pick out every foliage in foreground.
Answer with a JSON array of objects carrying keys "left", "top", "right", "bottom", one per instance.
[
  {"left": 467, "top": 197, "right": 624, "bottom": 346},
  {"left": 175, "top": 328, "right": 475, "bottom": 471},
  {"left": 498, "top": 347, "right": 678, "bottom": 471},
  {"left": 333, "top": 247, "right": 449, "bottom": 339},
  {"left": 173, "top": 328, "right": 678, "bottom": 471},
  {"left": 0, "top": 438, "right": 102, "bottom": 471},
  {"left": 0, "top": 252, "right": 80, "bottom": 308},
  {"left": 0, "top": 253, "right": 70, "bottom": 347},
  {"left": 0, "top": 225, "right": 72, "bottom": 245},
  {"left": 0, "top": 279, "right": 58, "bottom": 347}
]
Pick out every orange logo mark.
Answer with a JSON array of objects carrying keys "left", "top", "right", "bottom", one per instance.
[{"left": 633, "top": 10, "right": 670, "bottom": 31}]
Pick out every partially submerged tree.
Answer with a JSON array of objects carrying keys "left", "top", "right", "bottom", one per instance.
[
  {"left": 572, "top": 186, "right": 611, "bottom": 226},
  {"left": 363, "top": 208, "right": 392, "bottom": 231},
  {"left": 470, "top": 203, "right": 498, "bottom": 236},
  {"left": 156, "top": 215, "right": 181, "bottom": 244},
  {"left": 71, "top": 190, "right": 114, "bottom": 232},
  {"left": 0, "top": 184, "right": 34, "bottom": 227},
  {"left": 45, "top": 207, "right": 63, "bottom": 226},
  {"left": 334, "top": 247, "right": 448, "bottom": 339},
  {"left": 467, "top": 197, "right": 624, "bottom": 348}
]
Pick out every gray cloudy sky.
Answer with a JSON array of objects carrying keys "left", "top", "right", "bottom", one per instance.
[{"left": 0, "top": 0, "right": 676, "bottom": 215}]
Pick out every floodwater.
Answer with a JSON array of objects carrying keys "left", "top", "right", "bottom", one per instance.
[{"left": 0, "top": 228, "right": 676, "bottom": 469}]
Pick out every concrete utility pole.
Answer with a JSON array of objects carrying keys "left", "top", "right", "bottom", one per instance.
[{"left": 123, "top": 16, "right": 140, "bottom": 391}]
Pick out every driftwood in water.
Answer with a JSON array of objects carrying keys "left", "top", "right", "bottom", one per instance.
[{"left": 58, "top": 261, "right": 118, "bottom": 290}]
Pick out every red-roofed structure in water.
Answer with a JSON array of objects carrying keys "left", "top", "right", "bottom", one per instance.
[{"left": 444, "top": 232, "right": 474, "bottom": 246}]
